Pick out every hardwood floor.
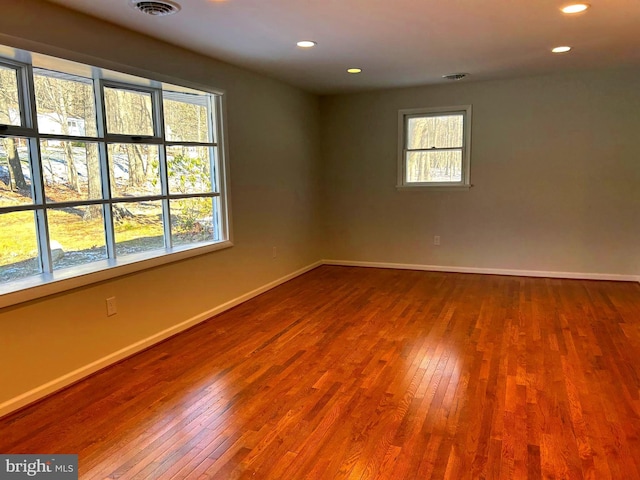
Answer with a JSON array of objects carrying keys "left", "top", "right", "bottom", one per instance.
[{"left": 2, "top": 266, "right": 640, "bottom": 479}]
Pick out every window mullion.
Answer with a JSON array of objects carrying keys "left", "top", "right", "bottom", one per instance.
[
  {"left": 38, "top": 133, "right": 107, "bottom": 143},
  {"left": 151, "top": 87, "right": 164, "bottom": 139},
  {"left": 34, "top": 209, "right": 53, "bottom": 275},
  {"left": 22, "top": 64, "right": 42, "bottom": 204},
  {"left": 154, "top": 91, "right": 173, "bottom": 249},
  {"left": 160, "top": 148, "right": 172, "bottom": 249},
  {"left": 22, "top": 64, "right": 53, "bottom": 274},
  {"left": 165, "top": 141, "right": 216, "bottom": 147},
  {"left": 104, "top": 134, "right": 162, "bottom": 144},
  {"left": 214, "top": 96, "right": 228, "bottom": 241},
  {"left": 206, "top": 95, "right": 218, "bottom": 193},
  {"left": 100, "top": 142, "right": 116, "bottom": 261},
  {"left": 30, "top": 135, "right": 53, "bottom": 275},
  {"left": 14, "top": 61, "right": 32, "bottom": 129},
  {"left": 207, "top": 92, "right": 217, "bottom": 144},
  {"left": 95, "top": 78, "right": 116, "bottom": 260},
  {"left": 208, "top": 146, "right": 217, "bottom": 194},
  {"left": 407, "top": 147, "right": 463, "bottom": 153}
]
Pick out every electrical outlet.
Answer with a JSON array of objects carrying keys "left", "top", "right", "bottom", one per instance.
[
  {"left": 433, "top": 235, "right": 441, "bottom": 246},
  {"left": 272, "top": 246, "right": 277, "bottom": 258},
  {"left": 106, "top": 297, "right": 117, "bottom": 316}
]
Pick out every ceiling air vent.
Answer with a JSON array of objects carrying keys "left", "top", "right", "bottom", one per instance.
[
  {"left": 442, "top": 73, "right": 469, "bottom": 81},
  {"left": 130, "top": 0, "right": 181, "bottom": 16}
]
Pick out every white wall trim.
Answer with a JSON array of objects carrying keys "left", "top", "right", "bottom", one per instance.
[
  {"left": 0, "top": 261, "right": 322, "bottom": 419},
  {"left": 0, "top": 241, "right": 235, "bottom": 310},
  {"left": 323, "top": 259, "right": 640, "bottom": 283}
]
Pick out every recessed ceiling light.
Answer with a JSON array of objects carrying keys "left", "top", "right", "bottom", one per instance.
[
  {"left": 347, "top": 68, "right": 362, "bottom": 74},
  {"left": 296, "top": 41, "right": 317, "bottom": 48},
  {"left": 552, "top": 46, "right": 572, "bottom": 53},
  {"left": 561, "top": 3, "right": 590, "bottom": 14}
]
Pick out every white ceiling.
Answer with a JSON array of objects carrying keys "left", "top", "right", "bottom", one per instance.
[{"left": 46, "top": 0, "right": 640, "bottom": 94}]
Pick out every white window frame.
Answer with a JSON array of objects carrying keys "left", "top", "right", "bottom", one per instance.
[
  {"left": 397, "top": 105, "right": 472, "bottom": 190},
  {"left": 0, "top": 45, "right": 232, "bottom": 308}
]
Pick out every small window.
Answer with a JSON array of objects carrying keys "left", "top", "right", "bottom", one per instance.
[
  {"left": 0, "top": 137, "right": 33, "bottom": 206},
  {"left": 41, "top": 139, "right": 103, "bottom": 202},
  {"left": 398, "top": 105, "right": 472, "bottom": 188},
  {"left": 0, "top": 64, "right": 22, "bottom": 127},
  {"left": 34, "top": 68, "right": 98, "bottom": 137},
  {"left": 104, "top": 86, "right": 155, "bottom": 137},
  {"left": 163, "top": 91, "right": 212, "bottom": 143},
  {"left": 107, "top": 143, "right": 161, "bottom": 198}
]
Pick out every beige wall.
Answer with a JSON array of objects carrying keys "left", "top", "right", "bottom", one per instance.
[
  {"left": 0, "top": 1, "right": 322, "bottom": 404},
  {"left": 320, "top": 69, "right": 640, "bottom": 276}
]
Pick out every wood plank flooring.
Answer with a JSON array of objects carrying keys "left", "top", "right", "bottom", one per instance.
[{"left": 1, "top": 266, "right": 640, "bottom": 479}]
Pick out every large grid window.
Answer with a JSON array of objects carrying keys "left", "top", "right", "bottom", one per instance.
[
  {"left": 0, "top": 49, "right": 229, "bottom": 295},
  {"left": 398, "top": 105, "right": 472, "bottom": 188}
]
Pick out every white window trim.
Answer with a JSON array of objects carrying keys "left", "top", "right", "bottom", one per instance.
[
  {"left": 0, "top": 41, "right": 233, "bottom": 309},
  {"left": 0, "top": 240, "right": 233, "bottom": 308},
  {"left": 397, "top": 105, "right": 472, "bottom": 190}
]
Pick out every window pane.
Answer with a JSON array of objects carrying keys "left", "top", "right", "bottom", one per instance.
[
  {"left": 170, "top": 197, "right": 215, "bottom": 247},
  {"left": 0, "top": 137, "right": 33, "bottom": 207},
  {"left": 48, "top": 206, "right": 107, "bottom": 270},
  {"left": 0, "top": 65, "right": 21, "bottom": 126},
  {"left": 33, "top": 69, "right": 98, "bottom": 137},
  {"left": 113, "top": 200, "right": 164, "bottom": 257},
  {"left": 406, "top": 150, "right": 462, "bottom": 183},
  {"left": 407, "top": 114, "right": 463, "bottom": 149},
  {"left": 41, "top": 140, "right": 102, "bottom": 202},
  {"left": 104, "top": 87, "right": 154, "bottom": 136},
  {"left": 108, "top": 144, "right": 161, "bottom": 198},
  {"left": 0, "top": 211, "right": 40, "bottom": 283},
  {"left": 163, "top": 92, "right": 211, "bottom": 142},
  {"left": 167, "top": 145, "right": 213, "bottom": 194}
]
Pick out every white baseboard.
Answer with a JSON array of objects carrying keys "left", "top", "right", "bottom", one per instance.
[
  {"left": 0, "top": 261, "right": 322, "bottom": 419},
  {"left": 322, "top": 259, "right": 640, "bottom": 283}
]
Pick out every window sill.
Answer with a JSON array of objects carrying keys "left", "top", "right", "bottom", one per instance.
[
  {"left": 0, "top": 240, "right": 233, "bottom": 309},
  {"left": 396, "top": 184, "right": 473, "bottom": 192}
]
